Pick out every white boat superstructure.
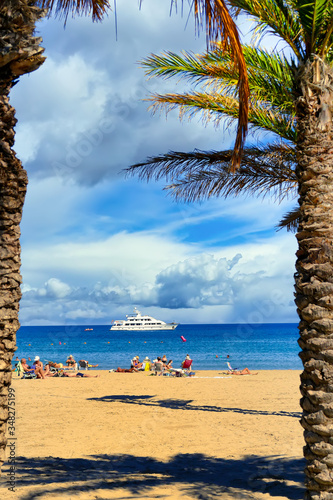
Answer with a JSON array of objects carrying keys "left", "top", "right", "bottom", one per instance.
[{"left": 110, "top": 307, "right": 178, "bottom": 331}]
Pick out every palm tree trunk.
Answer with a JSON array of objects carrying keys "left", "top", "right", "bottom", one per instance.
[
  {"left": 0, "top": 89, "right": 28, "bottom": 469},
  {"left": 0, "top": 0, "right": 45, "bottom": 471},
  {"left": 295, "top": 58, "right": 333, "bottom": 500}
]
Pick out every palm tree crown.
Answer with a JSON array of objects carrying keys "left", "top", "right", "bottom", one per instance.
[{"left": 127, "top": 42, "right": 297, "bottom": 229}]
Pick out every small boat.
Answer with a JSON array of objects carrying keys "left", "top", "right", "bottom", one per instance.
[
  {"left": 84, "top": 328, "right": 93, "bottom": 331},
  {"left": 110, "top": 307, "right": 178, "bottom": 331}
]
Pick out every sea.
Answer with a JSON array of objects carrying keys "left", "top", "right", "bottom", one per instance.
[{"left": 14, "top": 323, "right": 302, "bottom": 371}]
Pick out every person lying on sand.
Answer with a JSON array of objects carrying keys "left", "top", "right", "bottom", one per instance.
[
  {"left": 64, "top": 371, "right": 99, "bottom": 378},
  {"left": 226, "top": 361, "right": 257, "bottom": 375},
  {"left": 49, "top": 369, "right": 99, "bottom": 378},
  {"left": 115, "top": 367, "right": 138, "bottom": 373},
  {"left": 230, "top": 368, "right": 258, "bottom": 375}
]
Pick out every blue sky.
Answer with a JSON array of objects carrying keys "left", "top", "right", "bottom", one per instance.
[{"left": 12, "top": 0, "right": 298, "bottom": 325}]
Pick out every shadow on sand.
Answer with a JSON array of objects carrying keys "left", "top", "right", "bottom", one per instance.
[
  {"left": 87, "top": 394, "right": 302, "bottom": 418},
  {"left": 4, "top": 453, "right": 305, "bottom": 500}
]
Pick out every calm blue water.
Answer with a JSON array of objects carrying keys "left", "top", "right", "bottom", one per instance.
[{"left": 14, "top": 323, "right": 302, "bottom": 371}]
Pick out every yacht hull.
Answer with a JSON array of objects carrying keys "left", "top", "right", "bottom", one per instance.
[{"left": 110, "top": 324, "right": 178, "bottom": 331}]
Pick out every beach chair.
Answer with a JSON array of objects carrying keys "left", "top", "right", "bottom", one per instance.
[
  {"left": 79, "top": 360, "right": 88, "bottom": 370},
  {"left": 154, "top": 362, "right": 165, "bottom": 376},
  {"left": 182, "top": 359, "right": 193, "bottom": 372},
  {"left": 22, "top": 370, "right": 37, "bottom": 379},
  {"left": 13, "top": 360, "right": 23, "bottom": 377},
  {"left": 226, "top": 362, "right": 239, "bottom": 373}
]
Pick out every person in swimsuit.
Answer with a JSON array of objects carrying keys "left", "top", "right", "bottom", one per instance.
[
  {"left": 21, "top": 357, "right": 47, "bottom": 379},
  {"left": 66, "top": 355, "right": 76, "bottom": 368}
]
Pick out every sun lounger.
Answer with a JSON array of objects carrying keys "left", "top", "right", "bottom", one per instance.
[
  {"left": 154, "top": 362, "right": 165, "bottom": 376},
  {"left": 22, "top": 370, "right": 37, "bottom": 379},
  {"left": 226, "top": 361, "right": 238, "bottom": 373},
  {"left": 14, "top": 360, "right": 23, "bottom": 377}
]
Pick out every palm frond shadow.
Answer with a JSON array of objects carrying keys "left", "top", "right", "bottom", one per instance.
[
  {"left": 7, "top": 453, "right": 305, "bottom": 500},
  {"left": 87, "top": 394, "right": 302, "bottom": 418}
]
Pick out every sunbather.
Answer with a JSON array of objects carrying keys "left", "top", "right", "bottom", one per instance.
[
  {"left": 79, "top": 359, "right": 99, "bottom": 368},
  {"left": 166, "top": 359, "right": 173, "bottom": 369},
  {"left": 21, "top": 358, "right": 34, "bottom": 374},
  {"left": 63, "top": 371, "right": 99, "bottom": 378},
  {"left": 21, "top": 357, "right": 46, "bottom": 379},
  {"left": 226, "top": 361, "right": 257, "bottom": 375},
  {"left": 231, "top": 368, "right": 258, "bottom": 375},
  {"left": 115, "top": 367, "right": 138, "bottom": 372},
  {"left": 66, "top": 355, "right": 76, "bottom": 368},
  {"left": 131, "top": 356, "right": 143, "bottom": 370},
  {"left": 47, "top": 361, "right": 63, "bottom": 368}
]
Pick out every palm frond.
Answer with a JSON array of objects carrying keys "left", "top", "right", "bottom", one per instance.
[
  {"left": 126, "top": 143, "right": 297, "bottom": 203},
  {"left": 142, "top": 45, "right": 294, "bottom": 113},
  {"left": 147, "top": 91, "right": 296, "bottom": 141},
  {"left": 276, "top": 206, "right": 300, "bottom": 232},
  {"left": 141, "top": 50, "right": 236, "bottom": 87},
  {"left": 295, "top": 0, "right": 333, "bottom": 55},
  {"left": 248, "top": 103, "right": 296, "bottom": 141},
  {"left": 228, "top": 0, "right": 305, "bottom": 60},
  {"left": 194, "top": 0, "right": 249, "bottom": 171},
  {"left": 238, "top": 46, "right": 294, "bottom": 111},
  {"left": 39, "top": 0, "right": 110, "bottom": 22}
]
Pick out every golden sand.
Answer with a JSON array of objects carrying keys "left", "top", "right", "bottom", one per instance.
[{"left": 2, "top": 370, "right": 304, "bottom": 499}]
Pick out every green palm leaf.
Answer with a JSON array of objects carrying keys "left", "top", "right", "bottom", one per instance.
[
  {"left": 228, "top": 0, "right": 305, "bottom": 59},
  {"left": 142, "top": 45, "right": 294, "bottom": 112},
  {"left": 296, "top": 0, "right": 330, "bottom": 51}
]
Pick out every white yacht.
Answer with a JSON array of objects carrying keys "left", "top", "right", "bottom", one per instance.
[{"left": 110, "top": 307, "right": 178, "bottom": 331}]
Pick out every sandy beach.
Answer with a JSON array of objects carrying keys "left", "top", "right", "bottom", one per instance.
[{"left": 1, "top": 370, "right": 304, "bottom": 499}]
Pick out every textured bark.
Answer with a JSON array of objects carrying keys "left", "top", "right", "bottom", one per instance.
[
  {"left": 0, "top": 0, "right": 45, "bottom": 471},
  {"left": 295, "top": 57, "right": 333, "bottom": 500}
]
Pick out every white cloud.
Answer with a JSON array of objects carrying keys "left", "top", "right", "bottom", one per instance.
[
  {"left": 155, "top": 254, "right": 241, "bottom": 308},
  {"left": 44, "top": 278, "right": 72, "bottom": 298},
  {"left": 20, "top": 240, "right": 297, "bottom": 325}
]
